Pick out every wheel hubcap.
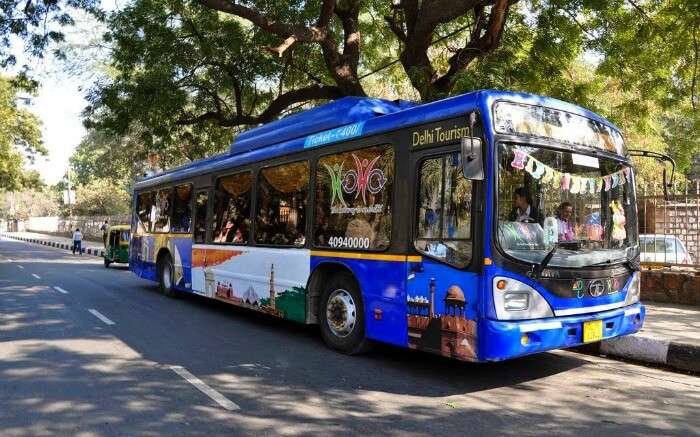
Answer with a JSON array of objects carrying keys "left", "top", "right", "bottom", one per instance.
[
  {"left": 326, "top": 289, "right": 356, "bottom": 338},
  {"left": 163, "top": 263, "right": 172, "bottom": 289}
]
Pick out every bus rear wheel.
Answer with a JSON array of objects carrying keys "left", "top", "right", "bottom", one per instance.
[
  {"left": 158, "top": 253, "right": 178, "bottom": 298},
  {"left": 319, "top": 273, "right": 370, "bottom": 355}
]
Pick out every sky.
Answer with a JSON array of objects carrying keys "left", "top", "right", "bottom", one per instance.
[
  {"left": 13, "top": 4, "right": 118, "bottom": 186},
  {"left": 27, "top": 75, "right": 87, "bottom": 185}
]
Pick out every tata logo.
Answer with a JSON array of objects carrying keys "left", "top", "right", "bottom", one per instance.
[{"left": 588, "top": 280, "right": 606, "bottom": 297}]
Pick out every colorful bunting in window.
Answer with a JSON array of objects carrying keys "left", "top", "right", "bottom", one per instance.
[
  {"left": 512, "top": 150, "right": 632, "bottom": 194},
  {"left": 511, "top": 149, "right": 527, "bottom": 169}
]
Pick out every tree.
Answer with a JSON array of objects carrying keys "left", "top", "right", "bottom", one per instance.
[
  {"left": 71, "top": 178, "right": 130, "bottom": 216},
  {"left": 70, "top": 127, "right": 160, "bottom": 188},
  {"left": 0, "top": 189, "right": 59, "bottom": 220},
  {"left": 0, "top": 0, "right": 102, "bottom": 69},
  {"left": 78, "top": 0, "right": 697, "bottom": 179},
  {"left": 85, "top": 1, "right": 520, "bottom": 143},
  {"left": 0, "top": 75, "right": 47, "bottom": 191}
]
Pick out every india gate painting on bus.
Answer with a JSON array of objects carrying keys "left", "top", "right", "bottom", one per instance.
[{"left": 407, "top": 277, "right": 477, "bottom": 360}]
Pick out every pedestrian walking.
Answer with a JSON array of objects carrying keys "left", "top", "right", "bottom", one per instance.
[
  {"left": 100, "top": 220, "right": 109, "bottom": 245},
  {"left": 72, "top": 228, "right": 83, "bottom": 255}
]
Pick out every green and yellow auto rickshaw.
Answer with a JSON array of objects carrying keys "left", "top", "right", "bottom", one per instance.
[{"left": 104, "top": 225, "right": 130, "bottom": 268}]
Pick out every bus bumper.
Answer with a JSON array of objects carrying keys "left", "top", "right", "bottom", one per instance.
[{"left": 479, "top": 303, "right": 645, "bottom": 361}]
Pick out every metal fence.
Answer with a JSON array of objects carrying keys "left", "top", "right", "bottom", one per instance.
[{"left": 638, "top": 180, "right": 700, "bottom": 267}]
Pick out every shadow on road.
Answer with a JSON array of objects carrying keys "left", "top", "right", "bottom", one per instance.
[{"left": 1, "top": 238, "right": 699, "bottom": 436}]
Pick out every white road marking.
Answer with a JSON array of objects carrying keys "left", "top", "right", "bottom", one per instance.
[
  {"left": 169, "top": 366, "right": 240, "bottom": 411},
  {"left": 53, "top": 286, "right": 69, "bottom": 294},
  {"left": 17, "top": 265, "right": 24, "bottom": 270},
  {"left": 31, "top": 273, "right": 41, "bottom": 279},
  {"left": 88, "top": 309, "right": 115, "bottom": 326}
]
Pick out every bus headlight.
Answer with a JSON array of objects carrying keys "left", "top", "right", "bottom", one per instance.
[
  {"left": 624, "top": 272, "right": 641, "bottom": 305},
  {"left": 493, "top": 277, "right": 554, "bottom": 320}
]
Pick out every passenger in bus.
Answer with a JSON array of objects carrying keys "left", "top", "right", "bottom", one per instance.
[
  {"left": 422, "top": 207, "right": 440, "bottom": 237},
  {"left": 508, "top": 187, "right": 544, "bottom": 224},
  {"left": 222, "top": 219, "right": 235, "bottom": 242},
  {"left": 175, "top": 213, "right": 191, "bottom": 233},
  {"left": 556, "top": 202, "right": 575, "bottom": 241}
]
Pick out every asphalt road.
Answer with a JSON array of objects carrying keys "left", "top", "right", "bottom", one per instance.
[{"left": 1, "top": 236, "right": 699, "bottom": 437}]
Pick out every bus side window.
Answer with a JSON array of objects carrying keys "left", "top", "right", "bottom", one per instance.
[
  {"left": 256, "top": 161, "right": 309, "bottom": 247},
  {"left": 153, "top": 188, "right": 173, "bottom": 233},
  {"left": 212, "top": 172, "right": 252, "bottom": 245},
  {"left": 314, "top": 144, "right": 394, "bottom": 250},
  {"left": 136, "top": 192, "right": 154, "bottom": 233},
  {"left": 193, "top": 191, "right": 208, "bottom": 244},
  {"left": 172, "top": 184, "right": 193, "bottom": 233}
]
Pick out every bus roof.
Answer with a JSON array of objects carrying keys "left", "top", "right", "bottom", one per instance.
[
  {"left": 134, "top": 89, "right": 621, "bottom": 190},
  {"left": 231, "top": 96, "right": 415, "bottom": 156}
]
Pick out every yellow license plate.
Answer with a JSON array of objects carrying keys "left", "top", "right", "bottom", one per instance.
[{"left": 583, "top": 320, "right": 603, "bottom": 343}]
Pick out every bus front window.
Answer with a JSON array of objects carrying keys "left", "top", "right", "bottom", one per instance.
[{"left": 497, "top": 143, "right": 639, "bottom": 268}]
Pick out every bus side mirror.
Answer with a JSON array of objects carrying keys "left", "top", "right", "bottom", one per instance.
[{"left": 461, "top": 136, "right": 484, "bottom": 180}]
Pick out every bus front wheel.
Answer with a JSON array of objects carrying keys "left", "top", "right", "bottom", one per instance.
[
  {"left": 319, "top": 273, "right": 370, "bottom": 355},
  {"left": 158, "top": 253, "right": 178, "bottom": 298}
]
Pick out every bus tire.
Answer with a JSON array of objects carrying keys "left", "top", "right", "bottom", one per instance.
[
  {"left": 319, "top": 272, "right": 370, "bottom": 355},
  {"left": 158, "top": 253, "right": 178, "bottom": 298}
]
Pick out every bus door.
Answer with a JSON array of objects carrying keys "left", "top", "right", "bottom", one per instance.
[{"left": 406, "top": 147, "right": 481, "bottom": 361}]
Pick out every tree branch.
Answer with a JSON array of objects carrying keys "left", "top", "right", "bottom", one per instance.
[
  {"left": 402, "top": 0, "right": 420, "bottom": 33},
  {"left": 385, "top": 12, "right": 407, "bottom": 42},
  {"left": 195, "top": 0, "right": 362, "bottom": 95},
  {"left": 433, "top": 0, "right": 512, "bottom": 93},
  {"left": 419, "top": 0, "right": 481, "bottom": 28},
  {"left": 195, "top": 0, "right": 328, "bottom": 58},
  {"left": 318, "top": 0, "right": 336, "bottom": 27},
  {"left": 176, "top": 84, "right": 342, "bottom": 127},
  {"left": 195, "top": 0, "right": 307, "bottom": 39}
]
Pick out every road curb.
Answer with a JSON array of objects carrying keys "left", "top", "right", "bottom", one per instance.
[
  {"left": 1, "top": 233, "right": 104, "bottom": 258},
  {"left": 577, "top": 334, "right": 700, "bottom": 373}
]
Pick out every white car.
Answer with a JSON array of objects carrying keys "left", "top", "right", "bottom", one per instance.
[{"left": 639, "top": 234, "right": 694, "bottom": 265}]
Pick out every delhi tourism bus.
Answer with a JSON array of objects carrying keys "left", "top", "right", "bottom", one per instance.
[{"left": 130, "top": 90, "right": 656, "bottom": 362}]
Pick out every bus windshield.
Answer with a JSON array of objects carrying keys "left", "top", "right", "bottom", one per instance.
[{"left": 497, "top": 143, "right": 639, "bottom": 268}]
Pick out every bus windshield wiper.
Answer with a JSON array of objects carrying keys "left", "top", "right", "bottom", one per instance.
[
  {"left": 589, "top": 254, "right": 639, "bottom": 272},
  {"left": 529, "top": 240, "right": 582, "bottom": 279},
  {"left": 529, "top": 242, "right": 561, "bottom": 279},
  {"left": 588, "top": 257, "right": 627, "bottom": 267}
]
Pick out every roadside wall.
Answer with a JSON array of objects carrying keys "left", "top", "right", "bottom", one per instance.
[
  {"left": 641, "top": 269, "right": 700, "bottom": 306},
  {"left": 25, "top": 215, "right": 130, "bottom": 241},
  {"left": 638, "top": 181, "right": 700, "bottom": 265}
]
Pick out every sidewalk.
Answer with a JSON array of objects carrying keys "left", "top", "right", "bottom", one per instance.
[
  {"left": 595, "top": 302, "right": 700, "bottom": 373},
  {"left": 0, "top": 231, "right": 106, "bottom": 257}
]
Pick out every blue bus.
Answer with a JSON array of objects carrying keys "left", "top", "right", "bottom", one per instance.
[{"left": 129, "top": 90, "right": 652, "bottom": 362}]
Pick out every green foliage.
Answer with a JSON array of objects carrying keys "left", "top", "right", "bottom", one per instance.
[
  {"left": 54, "top": 0, "right": 699, "bottom": 182},
  {"left": 82, "top": 0, "right": 299, "bottom": 172},
  {"left": 0, "top": 76, "right": 47, "bottom": 191},
  {"left": 0, "top": 0, "right": 102, "bottom": 69},
  {"left": 450, "top": 1, "right": 699, "bottom": 177},
  {"left": 71, "top": 178, "right": 130, "bottom": 216},
  {"left": 70, "top": 127, "right": 155, "bottom": 189}
]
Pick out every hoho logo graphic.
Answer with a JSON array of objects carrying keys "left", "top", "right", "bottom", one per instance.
[{"left": 324, "top": 153, "right": 387, "bottom": 207}]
